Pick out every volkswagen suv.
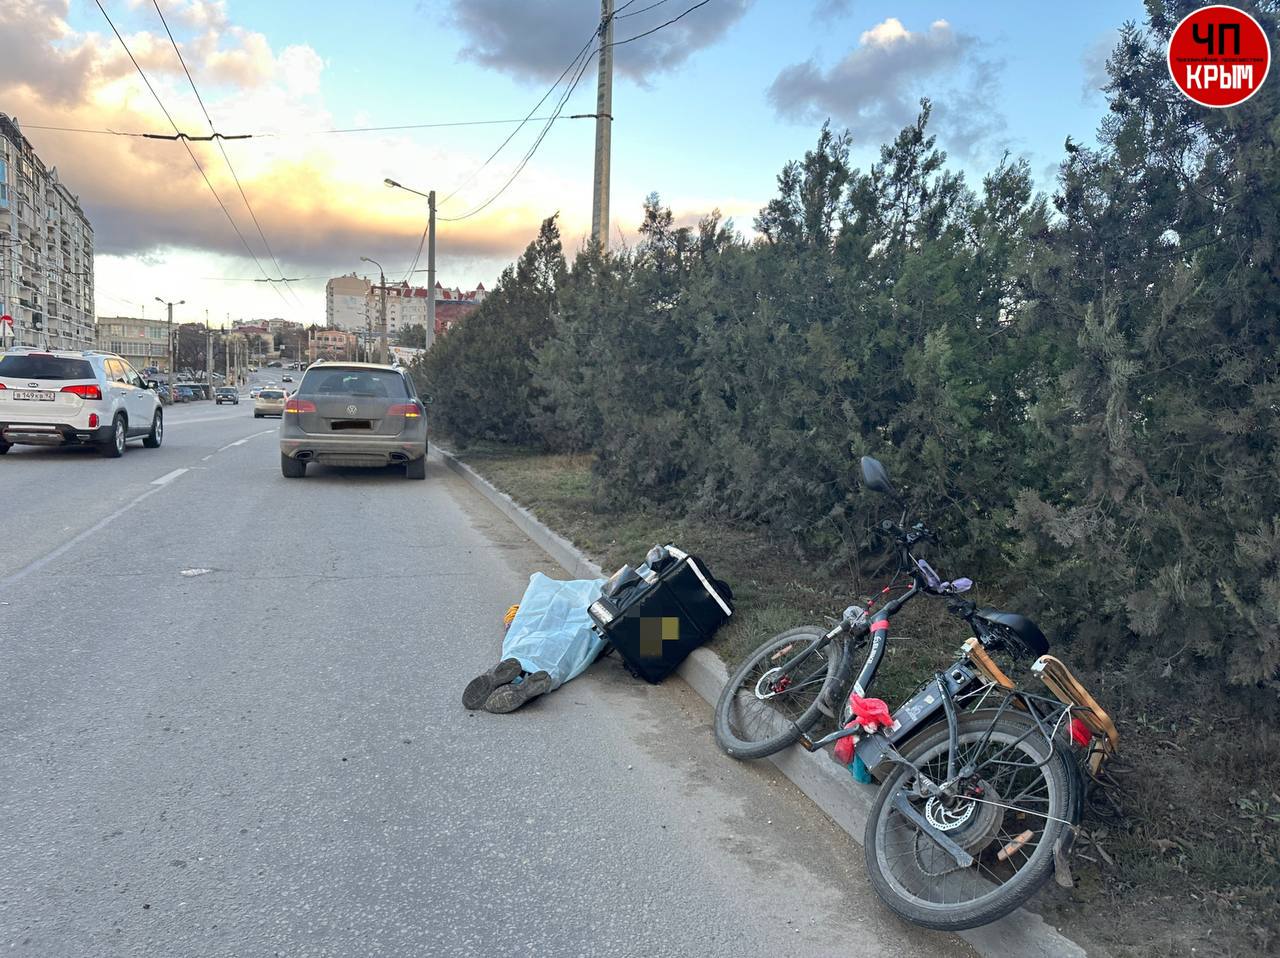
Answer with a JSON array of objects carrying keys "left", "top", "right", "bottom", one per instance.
[
  {"left": 0, "top": 348, "right": 163, "bottom": 457},
  {"left": 279, "top": 362, "right": 429, "bottom": 479}
]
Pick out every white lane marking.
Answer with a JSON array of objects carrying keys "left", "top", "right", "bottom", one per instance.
[
  {"left": 151, "top": 467, "right": 189, "bottom": 486},
  {"left": 170, "top": 413, "right": 250, "bottom": 425},
  {"left": 217, "top": 429, "right": 274, "bottom": 453},
  {"left": 0, "top": 485, "right": 164, "bottom": 591},
  {"left": 201, "top": 454, "right": 214, "bottom": 461}
]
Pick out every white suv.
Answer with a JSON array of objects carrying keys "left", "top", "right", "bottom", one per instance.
[{"left": 0, "top": 348, "right": 163, "bottom": 457}]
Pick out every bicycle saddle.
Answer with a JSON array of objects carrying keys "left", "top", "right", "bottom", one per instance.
[{"left": 974, "top": 608, "right": 1050, "bottom": 657}]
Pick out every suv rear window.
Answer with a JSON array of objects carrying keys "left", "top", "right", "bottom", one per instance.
[
  {"left": 0, "top": 355, "right": 95, "bottom": 380},
  {"left": 299, "top": 368, "right": 408, "bottom": 398}
]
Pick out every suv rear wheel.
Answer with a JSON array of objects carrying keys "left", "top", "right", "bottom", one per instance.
[
  {"left": 143, "top": 409, "right": 163, "bottom": 448},
  {"left": 0, "top": 440, "right": 10, "bottom": 455},
  {"left": 98, "top": 415, "right": 127, "bottom": 458}
]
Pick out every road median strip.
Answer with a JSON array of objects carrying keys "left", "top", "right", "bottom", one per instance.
[{"left": 435, "top": 446, "right": 1090, "bottom": 958}]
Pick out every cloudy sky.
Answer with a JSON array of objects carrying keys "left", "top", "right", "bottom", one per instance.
[{"left": 2, "top": 0, "right": 1138, "bottom": 327}]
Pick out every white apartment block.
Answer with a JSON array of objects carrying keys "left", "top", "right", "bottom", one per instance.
[
  {"left": 325, "top": 273, "right": 371, "bottom": 332},
  {"left": 0, "top": 114, "right": 95, "bottom": 351}
]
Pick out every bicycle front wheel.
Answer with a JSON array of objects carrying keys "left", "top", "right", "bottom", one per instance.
[
  {"left": 714, "top": 626, "right": 839, "bottom": 760},
  {"left": 864, "top": 710, "right": 1075, "bottom": 931}
]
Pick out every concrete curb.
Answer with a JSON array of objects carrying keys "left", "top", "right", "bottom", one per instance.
[{"left": 438, "top": 446, "right": 1089, "bottom": 958}]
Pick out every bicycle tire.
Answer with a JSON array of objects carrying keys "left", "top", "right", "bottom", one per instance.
[
  {"left": 714, "top": 626, "right": 840, "bottom": 760},
  {"left": 864, "top": 709, "right": 1074, "bottom": 931}
]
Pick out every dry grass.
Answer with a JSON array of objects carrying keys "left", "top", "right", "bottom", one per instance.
[{"left": 449, "top": 441, "right": 1280, "bottom": 957}]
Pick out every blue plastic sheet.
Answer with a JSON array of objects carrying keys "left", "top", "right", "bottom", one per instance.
[{"left": 501, "top": 573, "right": 606, "bottom": 690}]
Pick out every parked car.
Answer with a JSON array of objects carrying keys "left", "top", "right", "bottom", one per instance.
[
  {"left": 279, "top": 362, "right": 430, "bottom": 479},
  {"left": 254, "top": 388, "right": 287, "bottom": 418},
  {"left": 215, "top": 387, "right": 240, "bottom": 405},
  {"left": 0, "top": 347, "right": 163, "bottom": 457},
  {"left": 175, "top": 385, "right": 197, "bottom": 402}
]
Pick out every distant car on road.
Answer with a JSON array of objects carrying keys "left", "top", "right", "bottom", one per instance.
[
  {"left": 279, "top": 362, "right": 429, "bottom": 479},
  {"left": 0, "top": 348, "right": 163, "bottom": 457},
  {"left": 254, "top": 388, "right": 287, "bottom": 418},
  {"left": 249, "top": 386, "right": 263, "bottom": 399},
  {"left": 215, "top": 387, "right": 240, "bottom": 405},
  {"left": 282, "top": 375, "right": 293, "bottom": 383}
]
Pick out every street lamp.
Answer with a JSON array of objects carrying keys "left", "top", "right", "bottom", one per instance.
[
  {"left": 384, "top": 177, "right": 437, "bottom": 344},
  {"left": 155, "top": 297, "right": 185, "bottom": 385},
  {"left": 359, "top": 255, "right": 387, "bottom": 363}
]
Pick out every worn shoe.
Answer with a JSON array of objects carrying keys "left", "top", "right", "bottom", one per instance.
[
  {"left": 482, "top": 670, "right": 552, "bottom": 713},
  {"left": 462, "top": 658, "right": 523, "bottom": 710}
]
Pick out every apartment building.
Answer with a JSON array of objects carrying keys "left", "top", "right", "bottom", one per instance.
[
  {"left": 325, "top": 273, "right": 371, "bottom": 332},
  {"left": 0, "top": 114, "right": 95, "bottom": 350},
  {"left": 96, "top": 315, "right": 171, "bottom": 372},
  {"left": 327, "top": 274, "right": 487, "bottom": 347}
]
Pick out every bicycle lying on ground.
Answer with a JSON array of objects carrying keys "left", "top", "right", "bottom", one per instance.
[{"left": 713, "top": 456, "right": 1118, "bottom": 931}]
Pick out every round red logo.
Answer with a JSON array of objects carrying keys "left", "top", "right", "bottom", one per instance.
[{"left": 1168, "top": 5, "right": 1271, "bottom": 107}]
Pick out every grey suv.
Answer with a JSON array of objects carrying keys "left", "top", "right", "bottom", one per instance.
[{"left": 278, "top": 362, "right": 429, "bottom": 479}]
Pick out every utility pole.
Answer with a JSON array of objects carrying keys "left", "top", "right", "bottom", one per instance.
[
  {"left": 204, "top": 309, "right": 212, "bottom": 393},
  {"left": 360, "top": 256, "right": 388, "bottom": 363},
  {"left": 591, "top": 0, "right": 614, "bottom": 249},
  {"left": 155, "top": 297, "right": 184, "bottom": 390},
  {"left": 427, "top": 190, "right": 437, "bottom": 343}
]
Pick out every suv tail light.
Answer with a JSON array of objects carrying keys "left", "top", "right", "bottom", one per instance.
[
  {"left": 61, "top": 384, "right": 103, "bottom": 400},
  {"left": 388, "top": 402, "right": 423, "bottom": 418},
  {"left": 284, "top": 398, "right": 316, "bottom": 414}
]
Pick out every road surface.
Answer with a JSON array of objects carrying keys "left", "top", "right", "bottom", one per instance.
[{"left": 1, "top": 384, "right": 974, "bottom": 958}]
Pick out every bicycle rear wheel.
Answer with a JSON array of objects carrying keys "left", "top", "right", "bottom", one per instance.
[
  {"left": 713, "top": 626, "right": 839, "bottom": 760},
  {"left": 864, "top": 710, "right": 1074, "bottom": 930}
]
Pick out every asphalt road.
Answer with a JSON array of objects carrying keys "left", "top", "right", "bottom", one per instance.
[{"left": 0, "top": 386, "right": 975, "bottom": 958}]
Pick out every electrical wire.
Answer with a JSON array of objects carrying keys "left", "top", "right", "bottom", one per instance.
[
  {"left": 616, "top": 0, "right": 674, "bottom": 19},
  {"left": 21, "top": 116, "right": 559, "bottom": 139},
  {"left": 610, "top": 0, "right": 713, "bottom": 46},
  {"left": 439, "top": 44, "right": 597, "bottom": 223},
  {"left": 438, "top": 29, "right": 600, "bottom": 206},
  {"left": 91, "top": 0, "right": 295, "bottom": 317},
  {"left": 151, "top": 0, "right": 303, "bottom": 313}
]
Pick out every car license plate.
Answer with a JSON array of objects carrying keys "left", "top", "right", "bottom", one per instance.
[{"left": 12, "top": 390, "right": 55, "bottom": 401}]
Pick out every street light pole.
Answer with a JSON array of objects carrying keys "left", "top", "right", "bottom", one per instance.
[
  {"left": 384, "top": 179, "right": 436, "bottom": 346},
  {"left": 360, "top": 256, "right": 387, "bottom": 363},
  {"left": 155, "top": 296, "right": 184, "bottom": 391}
]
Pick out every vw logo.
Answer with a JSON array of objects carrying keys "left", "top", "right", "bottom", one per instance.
[{"left": 346, "top": 404, "right": 357, "bottom": 415}]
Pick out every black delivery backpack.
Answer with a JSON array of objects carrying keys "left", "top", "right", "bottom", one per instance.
[{"left": 587, "top": 545, "right": 733, "bottom": 683}]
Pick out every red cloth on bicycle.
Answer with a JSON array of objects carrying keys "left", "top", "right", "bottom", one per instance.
[
  {"left": 833, "top": 694, "right": 894, "bottom": 766},
  {"left": 834, "top": 731, "right": 858, "bottom": 765},
  {"left": 848, "top": 693, "right": 893, "bottom": 731}
]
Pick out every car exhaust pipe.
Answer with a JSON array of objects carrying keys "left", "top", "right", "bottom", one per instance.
[
  {"left": 389, "top": 452, "right": 408, "bottom": 464},
  {"left": 295, "top": 450, "right": 314, "bottom": 461}
]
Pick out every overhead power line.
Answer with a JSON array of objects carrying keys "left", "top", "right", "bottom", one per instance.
[
  {"left": 151, "top": 0, "right": 302, "bottom": 313},
  {"left": 439, "top": 45, "right": 597, "bottom": 223},
  {"left": 22, "top": 116, "right": 559, "bottom": 139},
  {"left": 438, "top": 34, "right": 600, "bottom": 207},
  {"left": 610, "top": 0, "right": 713, "bottom": 47},
  {"left": 91, "top": 0, "right": 295, "bottom": 316},
  {"left": 616, "top": 0, "right": 674, "bottom": 19}
]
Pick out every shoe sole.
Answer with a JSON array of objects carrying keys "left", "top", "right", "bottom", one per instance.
[
  {"left": 462, "top": 657, "right": 523, "bottom": 710},
  {"left": 483, "top": 671, "right": 553, "bottom": 713}
]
